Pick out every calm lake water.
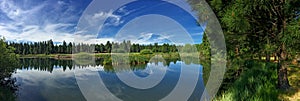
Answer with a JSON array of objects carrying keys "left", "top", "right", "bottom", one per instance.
[{"left": 12, "top": 58, "right": 206, "bottom": 101}]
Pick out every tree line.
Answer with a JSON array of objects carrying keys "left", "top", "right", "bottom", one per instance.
[
  {"left": 8, "top": 40, "right": 71, "bottom": 55},
  {"left": 7, "top": 40, "right": 210, "bottom": 55}
]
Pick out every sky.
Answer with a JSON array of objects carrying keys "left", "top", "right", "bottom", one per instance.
[{"left": 0, "top": 0, "right": 204, "bottom": 45}]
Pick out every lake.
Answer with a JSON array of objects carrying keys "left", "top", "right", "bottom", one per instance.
[{"left": 11, "top": 58, "right": 207, "bottom": 101}]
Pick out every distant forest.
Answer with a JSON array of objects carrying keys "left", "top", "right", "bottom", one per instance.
[{"left": 7, "top": 39, "right": 210, "bottom": 55}]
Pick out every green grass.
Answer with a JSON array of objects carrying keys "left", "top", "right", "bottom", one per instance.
[
  {"left": 140, "top": 49, "right": 153, "bottom": 54},
  {"left": 20, "top": 54, "right": 71, "bottom": 58},
  {"left": 215, "top": 61, "right": 279, "bottom": 101},
  {"left": 279, "top": 65, "right": 300, "bottom": 100}
]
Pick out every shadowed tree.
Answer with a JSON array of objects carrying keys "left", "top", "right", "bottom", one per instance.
[
  {"left": 0, "top": 37, "right": 19, "bottom": 100},
  {"left": 188, "top": 0, "right": 300, "bottom": 90}
]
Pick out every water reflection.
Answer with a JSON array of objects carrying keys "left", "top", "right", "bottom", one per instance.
[
  {"left": 19, "top": 58, "right": 178, "bottom": 73},
  {"left": 13, "top": 58, "right": 207, "bottom": 101}
]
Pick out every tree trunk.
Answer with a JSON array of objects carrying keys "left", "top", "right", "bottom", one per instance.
[
  {"left": 259, "top": 54, "right": 262, "bottom": 60},
  {"left": 266, "top": 54, "right": 270, "bottom": 62},
  {"left": 276, "top": 0, "right": 290, "bottom": 90},
  {"left": 235, "top": 47, "right": 239, "bottom": 56},
  {"left": 277, "top": 44, "right": 290, "bottom": 90},
  {"left": 277, "top": 61, "right": 290, "bottom": 90}
]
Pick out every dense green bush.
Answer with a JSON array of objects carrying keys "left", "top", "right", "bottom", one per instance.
[
  {"left": 0, "top": 38, "right": 18, "bottom": 101},
  {"left": 140, "top": 49, "right": 153, "bottom": 54}
]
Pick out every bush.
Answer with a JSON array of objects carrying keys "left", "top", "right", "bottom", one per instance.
[
  {"left": 0, "top": 38, "right": 18, "bottom": 101},
  {"left": 140, "top": 49, "right": 153, "bottom": 54}
]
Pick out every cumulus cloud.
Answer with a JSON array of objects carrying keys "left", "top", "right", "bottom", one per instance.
[
  {"left": 0, "top": 0, "right": 203, "bottom": 45},
  {"left": 138, "top": 32, "right": 154, "bottom": 41},
  {"left": 0, "top": 0, "right": 101, "bottom": 44},
  {"left": 85, "top": 6, "right": 135, "bottom": 28},
  {"left": 87, "top": 10, "right": 123, "bottom": 27},
  {"left": 0, "top": 0, "right": 46, "bottom": 24}
]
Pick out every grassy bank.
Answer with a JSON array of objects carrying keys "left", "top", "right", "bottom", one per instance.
[
  {"left": 279, "top": 65, "right": 300, "bottom": 100},
  {"left": 19, "top": 54, "right": 68, "bottom": 58},
  {"left": 19, "top": 52, "right": 200, "bottom": 60},
  {"left": 215, "top": 61, "right": 279, "bottom": 101},
  {"left": 19, "top": 52, "right": 205, "bottom": 65},
  {"left": 215, "top": 60, "right": 300, "bottom": 101}
]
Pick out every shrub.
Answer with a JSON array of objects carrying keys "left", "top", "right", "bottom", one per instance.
[{"left": 140, "top": 49, "right": 153, "bottom": 54}]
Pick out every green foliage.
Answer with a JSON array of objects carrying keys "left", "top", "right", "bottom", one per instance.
[
  {"left": 0, "top": 39, "right": 18, "bottom": 68},
  {"left": 196, "top": 33, "right": 211, "bottom": 58},
  {"left": 282, "top": 18, "right": 300, "bottom": 55},
  {"left": 103, "top": 57, "right": 112, "bottom": 65},
  {"left": 0, "top": 37, "right": 18, "bottom": 100},
  {"left": 180, "top": 44, "right": 198, "bottom": 53},
  {"left": 0, "top": 37, "right": 19, "bottom": 75},
  {"left": 9, "top": 40, "right": 182, "bottom": 55},
  {"left": 219, "top": 0, "right": 300, "bottom": 90},
  {"left": 221, "top": 0, "right": 300, "bottom": 59},
  {"left": 140, "top": 49, "right": 153, "bottom": 55},
  {"left": 8, "top": 39, "right": 73, "bottom": 54},
  {"left": 0, "top": 86, "right": 15, "bottom": 101},
  {"left": 188, "top": 0, "right": 299, "bottom": 91},
  {"left": 220, "top": 59, "right": 245, "bottom": 91}
]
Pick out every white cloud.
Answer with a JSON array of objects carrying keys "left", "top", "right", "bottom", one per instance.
[
  {"left": 191, "top": 32, "right": 203, "bottom": 36},
  {"left": 0, "top": 0, "right": 107, "bottom": 44},
  {"left": 0, "top": 22, "right": 116, "bottom": 44},
  {"left": 117, "top": 6, "right": 135, "bottom": 16},
  {"left": 87, "top": 10, "right": 123, "bottom": 27},
  {"left": 57, "top": 1, "right": 67, "bottom": 5},
  {"left": 114, "top": 32, "right": 173, "bottom": 45},
  {"left": 84, "top": 38, "right": 115, "bottom": 44},
  {"left": 0, "top": 23, "right": 72, "bottom": 42},
  {"left": 0, "top": 0, "right": 141, "bottom": 45},
  {"left": 0, "top": 0, "right": 46, "bottom": 23},
  {"left": 0, "top": 0, "right": 200, "bottom": 45},
  {"left": 139, "top": 32, "right": 154, "bottom": 41}
]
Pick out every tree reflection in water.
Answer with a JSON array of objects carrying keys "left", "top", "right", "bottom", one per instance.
[
  {"left": 2, "top": 56, "right": 210, "bottom": 100},
  {"left": 18, "top": 58, "right": 187, "bottom": 73}
]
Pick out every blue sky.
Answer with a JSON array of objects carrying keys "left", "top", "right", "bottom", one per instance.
[{"left": 0, "top": 0, "right": 204, "bottom": 44}]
